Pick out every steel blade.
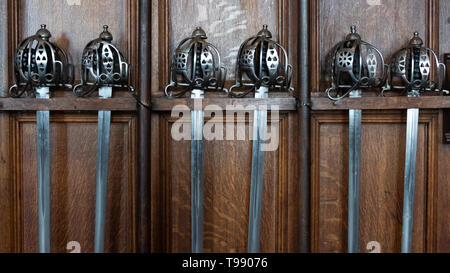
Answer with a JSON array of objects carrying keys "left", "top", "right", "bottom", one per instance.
[
  {"left": 36, "top": 87, "right": 50, "bottom": 253},
  {"left": 248, "top": 86, "right": 268, "bottom": 253},
  {"left": 348, "top": 108, "right": 362, "bottom": 253},
  {"left": 191, "top": 89, "right": 204, "bottom": 253},
  {"left": 94, "top": 87, "right": 112, "bottom": 253},
  {"left": 401, "top": 108, "right": 419, "bottom": 253}
]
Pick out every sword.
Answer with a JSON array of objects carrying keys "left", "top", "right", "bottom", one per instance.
[
  {"left": 348, "top": 90, "right": 362, "bottom": 253},
  {"left": 191, "top": 89, "right": 204, "bottom": 253},
  {"left": 325, "top": 26, "right": 386, "bottom": 253},
  {"left": 36, "top": 87, "right": 51, "bottom": 253},
  {"left": 228, "top": 25, "right": 293, "bottom": 253},
  {"left": 401, "top": 105, "right": 419, "bottom": 253},
  {"left": 94, "top": 86, "right": 112, "bottom": 253},
  {"left": 383, "top": 32, "right": 446, "bottom": 253},
  {"left": 165, "top": 27, "right": 226, "bottom": 253},
  {"left": 10, "top": 25, "right": 74, "bottom": 253},
  {"left": 72, "top": 26, "right": 134, "bottom": 253},
  {"left": 247, "top": 86, "right": 268, "bottom": 253}
]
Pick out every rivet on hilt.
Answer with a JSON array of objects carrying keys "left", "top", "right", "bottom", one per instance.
[
  {"left": 414, "top": 32, "right": 419, "bottom": 37},
  {"left": 41, "top": 24, "right": 46, "bottom": 29}
]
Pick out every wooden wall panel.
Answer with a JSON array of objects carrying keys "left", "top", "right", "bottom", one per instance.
[
  {"left": 311, "top": 111, "right": 438, "bottom": 253},
  {"left": 0, "top": 0, "right": 13, "bottom": 253},
  {"left": 170, "top": 0, "right": 279, "bottom": 80},
  {"left": 151, "top": 113, "right": 299, "bottom": 253},
  {"left": 437, "top": 111, "right": 450, "bottom": 252},
  {"left": 17, "top": 0, "right": 138, "bottom": 85},
  {"left": 439, "top": 0, "right": 450, "bottom": 57},
  {"left": 317, "top": 0, "right": 428, "bottom": 91},
  {"left": 0, "top": 0, "right": 141, "bottom": 253},
  {"left": 152, "top": 0, "right": 296, "bottom": 93},
  {"left": 150, "top": 0, "right": 301, "bottom": 253},
  {"left": 13, "top": 113, "right": 136, "bottom": 253}
]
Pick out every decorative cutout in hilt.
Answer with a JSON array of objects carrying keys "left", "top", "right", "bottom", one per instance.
[
  {"left": 382, "top": 32, "right": 446, "bottom": 97},
  {"left": 229, "top": 25, "right": 293, "bottom": 98},
  {"left": 9, "top": 24, "right": 74, "bottom": 97},
  {"left": 326, "top": 26, "right": 386, "bottom": 101},
  {"left": 73, "top": 25, "right": 134, "bottom": 97},
  {"left": 165, "top": 27, "right": 227, "bottom": 98}
]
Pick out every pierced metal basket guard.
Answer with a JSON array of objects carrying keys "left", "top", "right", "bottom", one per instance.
[
  {"left": 229, "top": 25, "right": 294, "bottom": 98},
  {"left": 382, "top": 32, "right": 446, "bottom": 97},
  {"left": 9, "top": 24, "right": 74, "bottom": 97},
  {"left": 165, "top": 27, "right": 227, "bottom": 97},
  {"left": 73, "top": 25, "right": 134, "bottom": 97},
  {"left": 326, "top": 26, "right": 386, "bottom": 101}
]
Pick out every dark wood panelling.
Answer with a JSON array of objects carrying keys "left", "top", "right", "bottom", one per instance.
[
  {"left": 16, "top": 0, "right": 138, "bottom": 86},
  {"left": 150, "top": 0, "right": 301, "bottom": 253},
  {"left": 311, "top": 96, "right": 450, "bottom": 110},
  {"left": 13, "top": 113, "right": 136, "bottom": 253},
  {"left": 1, "top": 0, "right": 449, "bottom": 254},
  {"left": 170, "top": 0, "right": 279, "bottom": 80},
  {"left": 137, "top": 0, "right": 151, "bottom": 253},
  {"left": 0, "top": 0, "right": 141, "bottom": 253},
  {"left": 166, "top": 115, "right": 285, "bottom": 252},
  {"left": 0, "top": 0, "right": 8, "bottom": 95},
  {"left": 0, "top": 0, "right": 13, "bottom": 253},
  {"left": 439, "top": 0, "right": 449, "bottom": 57},
  {"left": 311, "top": 111, "right": 438, "bottom": 253},
  {"left": 317, "top": 0, "right": 428, "bottom": 92},
  {"left": 437, "top": 111, "right": 450, "bottom": 252},
  {"left": 151, "top": 95, "right": 297, "bottom": 112},
  {"left": 151, "top": 113, "right": 299, "bottom": 253},
  {"left": 0, "top": 97, "right": 138, "bottom": 111},
  {"left": 152, "top": 0, "right": 295, "bottom": 93},
  {"left": 0, "top": 113, "right": 13, "bottom": 253}
]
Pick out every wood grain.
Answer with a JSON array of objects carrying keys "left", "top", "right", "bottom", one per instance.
[
  {"left": 0, "top": 0, "right": 14, "bottom": 253},
  {"left": 151, "top": 95, "right": 297, "bottom": 112},
  {"left": 19, "top": 0, "right": 127, "bottom": 82},
  {"left": 14, "top": 113, "right": 136, "bottom": 253},
  {"left": 1, "top": 0, "right": 450, "bottom": 254},
  {"left": 311, "top": 111, "right": 438, "bottom": 253},
  {"left": 0, "top": 0, "right": 8, "bottom": 96},
  {"left": 439, "top": 0, "right": 449, "bottom": 58},
  {"left": 149, "top": 0, "right": 301, "bottom": 253},
  {"left": 318, "top": 0, "right": 428, "bottom": 92},
  {"left": 169, "top": 0, "right": 279, "bottom": 81},
  {"left": 137, "top": 0, "right": 151, "bottom": 253},
  {"left": 0, "top": 113, "right": 13, "bottom": 252},
  {"left": 311, "top": 96, "right": 450, "bottom": 110},
  {"left": 153, "top": 0, "right": 294, "bottom": 93},
  {"left": 437, "top": 111, "right": 450, "bottom": 252},
  {"left": 151, "top": 113, "right": 299, "bottom": 253},
  {"left": 0, "top": 97, "right": 138, "bottom": 111}
]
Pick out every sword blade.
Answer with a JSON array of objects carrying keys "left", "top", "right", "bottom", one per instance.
[
  {"left": 94, "top": 87, "right": 112, "bottom": 253},
  {"left": 191, "top": 89, "right": 204, "bottom": 253},
  {"left": 348, "top": 109, "right": 362, "bottom": 253},
  {"left": 248, "top": 86, "right": 268, "bottom": 253},
  {"left": 36, "top": 87, "right": 50, "bottom": 253},
  {"left": 401, "top": 108, "right": 419, "bottom": 253},
  {"left": 191, "top": 109, "right": 204, "bottom": 253}
]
